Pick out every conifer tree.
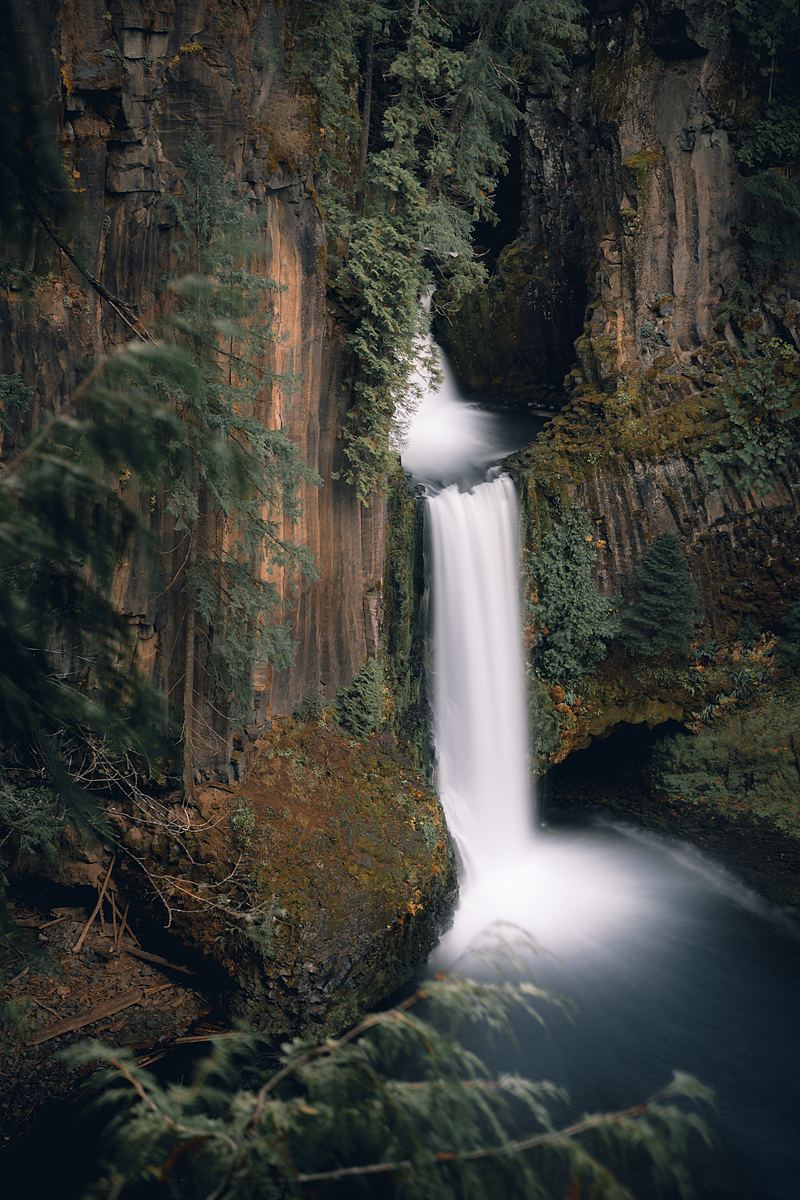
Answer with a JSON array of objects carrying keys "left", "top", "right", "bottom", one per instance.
[
  {"left": 335, "top": 657, "right": 384, "bottom": 736},
  {"left": 0, "top": 346, "right": 185, "bottom": 897},
  {"left": 620, "top": 535, "right": 701, "bottom": 657},
  {"left": 69, "top": 976, "right": 710, "bottom": 1200}
]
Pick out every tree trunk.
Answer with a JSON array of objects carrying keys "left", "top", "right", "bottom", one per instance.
[{"left": 182, "top": 523, "right": 198, "bottom": 801}]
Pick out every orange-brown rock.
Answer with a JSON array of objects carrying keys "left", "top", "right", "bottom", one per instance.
[{"left": 0, "top": 1, "right": 386, "bottom": 780}]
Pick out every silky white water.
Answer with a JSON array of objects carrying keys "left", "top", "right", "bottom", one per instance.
[
  {"left": 400, "top": 325, "right": 533, "bottom": 892},
  {"left": 399, "top": 330, "right": 776, "bottom": 964},
  {"left": 399, "top": 333, "right": 641, "bottom": 959},
  {"left": 427, "top": 474, "right": 532, "bottom": 883}
]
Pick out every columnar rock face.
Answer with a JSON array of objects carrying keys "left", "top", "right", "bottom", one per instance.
[
  {"left": 557, "top": 455, "right": 800, "bottom": 637},
  {"left": 524, "top": 0, "right": 746, "bottom": 383},
  {"left": 449, "top": 0, "right": 800, "bottom": 638},
  {"left": 446, "top": 0, "right": 799, "bottom": 400},
  {"left": 0, "top": 1, "right": 385, "bottom": 776},
  {"left": 520, "top": 0, "right": 800, "bottom": 632}
]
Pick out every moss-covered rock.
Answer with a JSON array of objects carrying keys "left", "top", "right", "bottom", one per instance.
[{"left": 112, "top": 716, "right": 455, "bottom": 1038}]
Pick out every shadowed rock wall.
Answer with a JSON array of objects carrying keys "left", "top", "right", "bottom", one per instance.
[{"left": 443, "top": 0, "right": 799, "bottom": 404}]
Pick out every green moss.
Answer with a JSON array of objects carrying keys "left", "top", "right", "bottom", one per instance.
[
  {"left": 510, "top": 351, "right": 732, "bottom": 500},
  {"left": 383, "top": 466, "right": 431, "bottom": 774},
  {"left": 622, "top": 148, "right": 662, "bottom": 191},
  {"left": 588, "top": 332, "right": 619, "bottom": 376},
  {"left": 162, "top": 712, "right": 456, "bottom": 1035}
]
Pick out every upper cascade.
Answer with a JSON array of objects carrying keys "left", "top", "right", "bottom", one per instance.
[{"left": 398, "top": 323, "right": 525, "bottom": 491}]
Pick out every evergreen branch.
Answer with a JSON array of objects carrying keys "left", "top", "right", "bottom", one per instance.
[
  {"left": 253, "top": 989, "right": 429, "bottom": 1110},
  {"left": 293, "top": 1096, "right": 663, "bottom": 1185}
]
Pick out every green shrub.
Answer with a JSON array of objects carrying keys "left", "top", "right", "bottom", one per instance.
[
  {"left": 529, "top": 673, "right": 560, "bottom": 760},
  {"left": 742, "top": 171, "right": 800, "bottom": 273},
  {"left": 237, "top": 894, "right": 287, "bottom": 962},
  {"left": 619, "top": 535, "right": 700, "bottom": 657},
  {"left": 229, "top": 800, "right": 256, "bottom": 849},
  {"left": 700, "top": 338, "right": 800, "bottom": 495},
  {"left": 531, "top": 505, "right": 619, "bottom": 684},
  {"left": 335, "top": 658, "right": 384, "bottom": 738},
  {"left": 738, "top": 100, "right": 800, "bottom": 169},
  {"left": 649, "top": 682, "right": 800, "bottom": 833}
]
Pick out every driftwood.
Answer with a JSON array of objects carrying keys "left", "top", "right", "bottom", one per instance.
[
  {"left": 72, "top": 856, "right": 116, "bottom": 953},
  {"left": 28, "top": 982, "right": 172, "bottom": 1046},
  {"left": 94, "top": 941, "right": 196, "bottom": 978}
]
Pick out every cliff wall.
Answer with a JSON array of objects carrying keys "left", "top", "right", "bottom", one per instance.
[
  {"left": 439, "top": 0, "right": 800, "bottom": 774},
  {"left": 446, "top": 0, "right": 799, "bottom": 405},
  {"left": 0, "top": 0, "right": 385, "bottom": 777}
]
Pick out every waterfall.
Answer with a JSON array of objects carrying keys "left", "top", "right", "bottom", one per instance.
[
  {"left": 400, "top": 330, "right": 534, "bottom": 894},
  {"left": 400, "top": 332, "right": 674, "bottom": 962},
  {"left": 427, "top": 475, "right": 533, "bottom": 884}
]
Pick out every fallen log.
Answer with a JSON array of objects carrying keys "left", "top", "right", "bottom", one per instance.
[{"left": 28, "top": 983, "right": 172, "bottom": 1046}]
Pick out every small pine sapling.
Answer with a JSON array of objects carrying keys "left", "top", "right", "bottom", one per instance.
[{"left": 620, "top": 535, "right": 701, "bottom": 657}]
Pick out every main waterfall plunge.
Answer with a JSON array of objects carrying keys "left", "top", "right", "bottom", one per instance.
[
  {"left": 400, "top": 332, "right": 640, "bottom": 961},
  {"left": 427, "top": 474, "right": 532, "bottom": 882},
  {"left": 398, "top": 330, "right": 794, "bottom": 965},
  {"left": 399, "top": 326, "right": 534, "bottom": 905}
]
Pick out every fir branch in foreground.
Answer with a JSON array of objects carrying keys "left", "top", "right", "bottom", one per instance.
[{"left": 68, "top": 977, "right": 712, "bottom": 1200}]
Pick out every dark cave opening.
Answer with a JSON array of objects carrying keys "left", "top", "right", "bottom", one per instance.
[
  {"left": 542, "top": 720, "right": 686, "bottom": 818},
  {"left": 471, "top": 130, "right": 523, "bottom": 269}
]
